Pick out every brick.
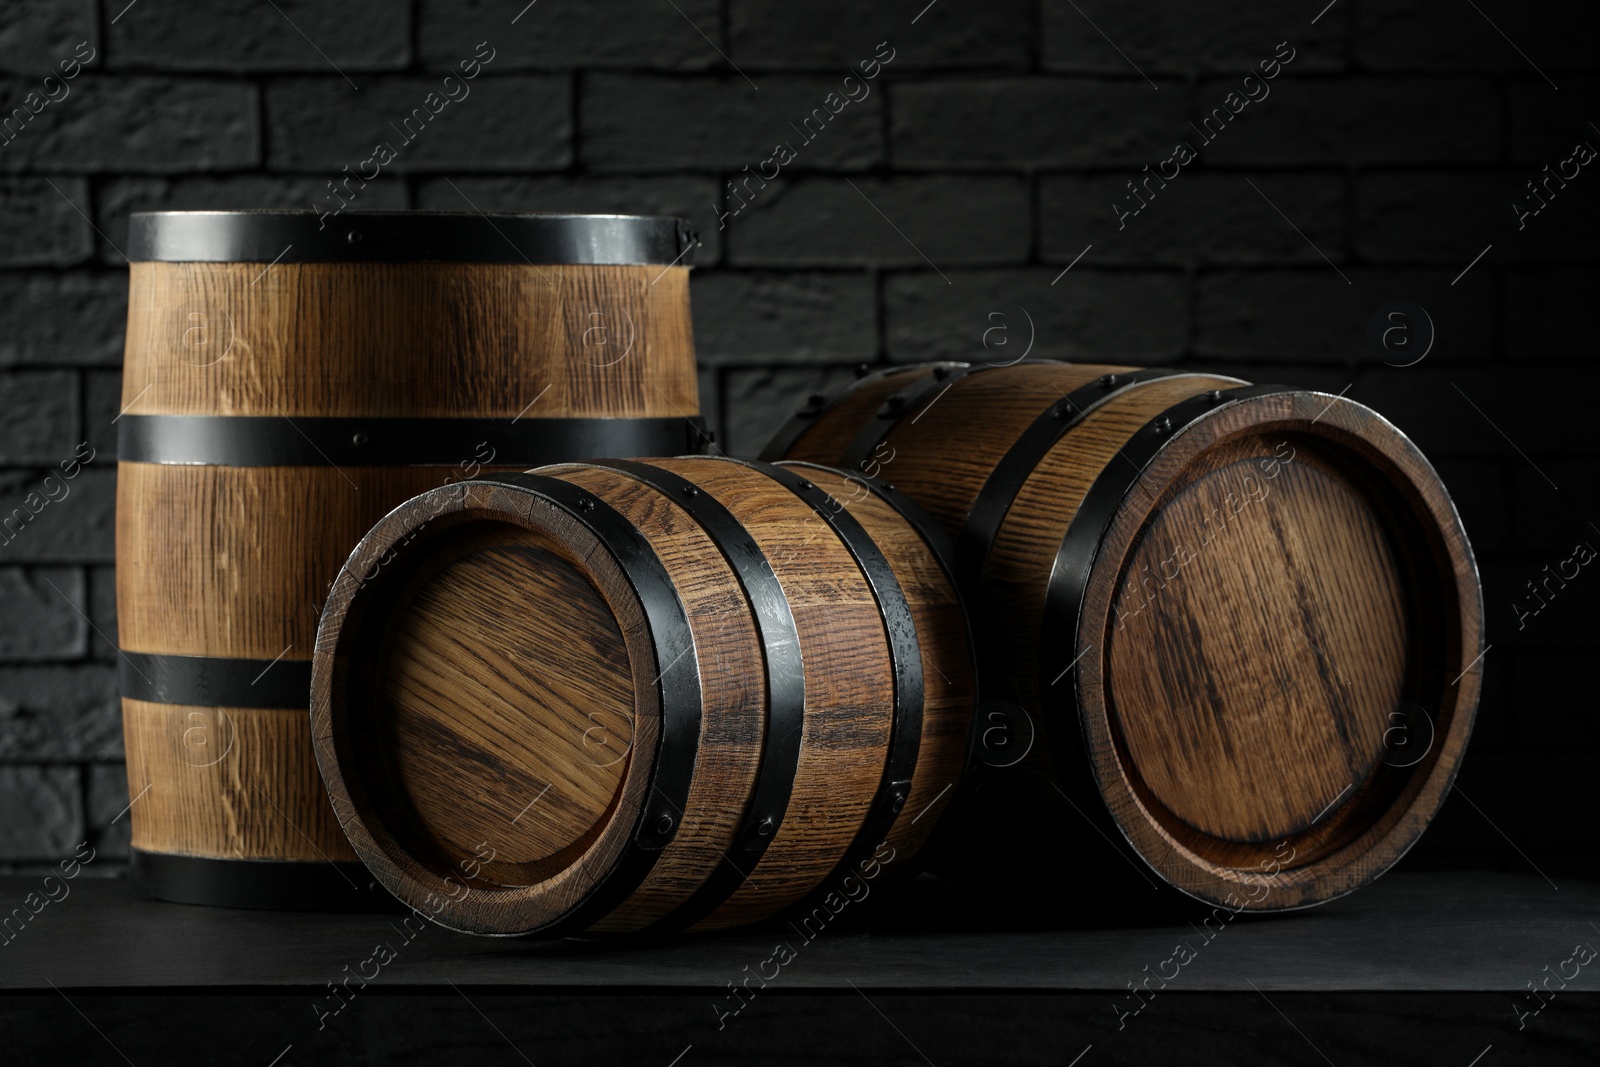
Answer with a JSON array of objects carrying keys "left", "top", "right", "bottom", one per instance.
[
  {"left": 96, "top": 176, "right": 408, "bottom": 266},
  {"left": 1195, "top": 268, "right": 1495, "bottom": 363},
  {"left": 108, "top": 0, "right": 408, "bottom": 71},
  {"left": 1505, "top": 270, "right": 1600, "bottom": 361},
  {"left": 86, "top": 762, "right": 129, "bottom": 860},
  {"left": 1043, "top": 4, "right": 1341, "bottom": 74},
  {"left": 1433, "top": 461, "right": 1511, "bottom": 557},
  {"left": 0, "top": 766, "right": 81, "bottom": 860},
  {"left": 1175, "top": 359, "right": 1350, "bottom": 394},
  {"left": 420, "top": 0, "right": 721, "bottom": 71},
  {"left": 0, "top": 271, "right": 124, "bottom": 366},
  {"left": 82, "top": 369, "right": 118, "bottom": 472},
  {"left": 1509, "top": 79, "right": 1599, "bottom": 165},
  {"left": 1359, "top": 1, "right": 1600, "bottom": 74},
  {"left": 415, "top": 175, "right": 725, "bottom": 266},
  {"left": 886, "top": 269, "right": 1188, "bottom": 363},
  {"left": 0, "top": 665, "right": 120, "bottom": 762},
  {"left": 267, "top": 75, "right": 568, "bottom": 173},
  {"left": 1359, "top": 170, "right": 1600, "bottom": 265},
  {"left": 0, "top": 178, "right": 92, "bottom": 266},
  {"left": 692, "top": 271, "right": 876, "bottom": 365},
  {"left": 722, "top": 365, "right": 862, "bottom": 458},
  {"left": 696, "top": 365, "right": 724, "bottom": 451},
  {"left": 0, "top": 567, "right": 85, "bottom": 660},
  {"left": 582, "top": 74, "right": 881, "bottom": 172},
  {"left": 1042, "top": 172, "right": 1347, "bottom": 266},
  {"left": 727, "top": 176, "right": 1028, "bottom": 268},
  {"left": 0, "top": 0, "right": 97, "bottom": 74},
  {"left": 0, "top": 370, "right": 76, "bottom": 464},
  {"left": 89, "top": 564, "right": 114, "bottom": 662},
  {"left": 1485, "top": 553, "right": 1594, "bottom": 652},
  {"left": 731, "top": 2, "right": 1029, "bottom": 70},
  {"left": 1197, "top": 77, "right": 1500, "bottom": 166},
  {"left": 1510, "top": 465, "right": 1600, "bottom": 554},
  {"left": 1512, "top": 651, "right": 1600, "bottom": 750},
  {"left": 1348, "top": 367, "right": 1600, "bottom": 463},
  {"left": 0, "top": 468, "right": 115, "bottom": 564},
  {"left": 0, "top": 76, "right": 259, "bottom": 173},
  {"left": 893, "top": 78, "right": 1188, "bottom": 167},
  {"left": 1419, "top": 751, "right": 1600, "bottom": 856}
]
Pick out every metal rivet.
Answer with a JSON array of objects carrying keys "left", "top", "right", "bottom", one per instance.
[
  {"left": 577, "top": 497, "right": 596, "bottom": 513},
  {"left": 1207, "top": 389, "right": 1224, "bottom": 402},
  {"left": 797, "top": 479, "right": 813, "bottom": 491},
  {"left": 933, "top": 365, "right": 951, "bottom": 380},
  {"left": 855, "top": 363, "right": 872, "bottom": 379},
  {"left": 346, "top": 230, "right": 362, "bottom": 244},
  {"left": 1152, "top": 416, "right": 1172, "bottom": 434},
  {"left": 886, "top": 393, "right": 907, "bottom": 410},
  {"left": 351, "top": 432, "right": 369, "bottom": 446},
  {"left": 1052, "top": 405, "right": 1070, "bottom": 419},
  {"left": 681, "top": 485, "right": 699, "bottom": 498},
  {"left": 881, "top": 483, "right": 895, "bottom": 492},
  {"left": 756, "top": 817, "right": 774, "bottom": 837},
  {"left": 1101, "top": 374, "right": 1120, "bottom": 388},
  {"left": 891, "top": 793, "right": 907, "bottom": 813},
  {"left": 654, "top": 814, "right": 674, "bottom": 836}
]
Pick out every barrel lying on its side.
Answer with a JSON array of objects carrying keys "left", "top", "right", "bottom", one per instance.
[
  {"left": 310, "top": 456, "right": 975, "bottom": 936},
  {"left": 766, "top": 360, "right": 1483, "bottom": 911},
  {"left": 117, "top": 210, "right": 706, "bottom": 909}
]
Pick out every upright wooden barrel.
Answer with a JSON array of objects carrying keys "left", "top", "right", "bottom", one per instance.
[
  {"left": 117, "top": 211, "right": 706, "bottom": 909},
  {"left": 765, "top": 360, "right": 1482, "bottom": 911},
  {"left": 310, "top": 456, "right": 975, "bottom": 936}
]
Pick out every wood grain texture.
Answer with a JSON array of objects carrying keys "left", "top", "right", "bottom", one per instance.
[
  {"left": 379, "top": 528, "right": 634, "bottom": 882},
  {"left": 772, "top": 362, "right": 1483, "bottom": 911},
  {"left": 118, "top": 254, "right": 699, "bottom": 877},
  {"left": 785, "top": 465, "right": 977, "bottom": 867},
  {"left": 1108, "top": 441, "right": 1407, "bottom": 844},
  {"left": 310, "top": 456, "right": 975, "bottom": 936},
  {"left": 648, "top": 458, "right": 894, "bottom": 931},
  {"left": 123, "top": 699, "right": 356, "bottom": 860},
  {"left": 552, "top": 462, "right": 768, "bottom": 935},
  {"left": 120, "top": 263, "right": 698, "bottom": 417}
]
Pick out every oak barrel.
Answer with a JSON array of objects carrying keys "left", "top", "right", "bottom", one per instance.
[
  {"left": 310, "top": 456, "right": 975, "bottom": 935},
  {"left": 764, "top": 360, "right": 1483, "bottom": 911},
  {"left": 117, "top": 210, "right": 706, "bottom": 909}
]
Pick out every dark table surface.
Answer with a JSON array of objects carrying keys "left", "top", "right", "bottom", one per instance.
[{"left": 2, "top": 869, "right": 1596, "bottom": 992}]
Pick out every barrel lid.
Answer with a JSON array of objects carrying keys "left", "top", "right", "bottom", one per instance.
[
  {"left": 128, "top": 210, "right": 698, "bottom": 265},
  {"left": 311, "top": 472, "right": 702, "bottom": 937},
  {"left": 1050, "top": 387, "right": 1483, "bottom": 909}
]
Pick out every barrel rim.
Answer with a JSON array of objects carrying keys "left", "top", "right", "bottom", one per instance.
[
  {"left": 127, "top": 210, "right": 699, "bottom": 265},
  {"left": 310, "top": 473, "right": 703, "bottom": 937},
  {"left": 1054, "top": 387, "right": 1484, "bottom": 911}
]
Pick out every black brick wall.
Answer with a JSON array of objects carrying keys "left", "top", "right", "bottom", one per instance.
[{"left": 0, "top": 0, "right": 1594, "bottom": 881}]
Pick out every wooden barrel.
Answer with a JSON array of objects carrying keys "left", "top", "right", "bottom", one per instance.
[
  {"left": 310, "top": 456, "right": 975, "bottom": 935},
  {"left": 117, "top": 210, "right": 707, "bottom": 909},
  {"left": 764, "top": 360, "right": 1483, "bottom": 911}
]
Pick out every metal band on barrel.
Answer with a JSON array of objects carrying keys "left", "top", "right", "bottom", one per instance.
[
  {"left": 589, "top": 460, "right": 806, "bottom": 935},
  {"left": 128, "top": 211, "right": 698, "bottom": 266},
  {"left": 747, "top": 459, "right": 927, "bottom": 917},
  {"left": 479, "top": 472, "right": 704, "bottom": 937},
  {"left": 118, "top": 414, "right": 709, "bottom": 468}
]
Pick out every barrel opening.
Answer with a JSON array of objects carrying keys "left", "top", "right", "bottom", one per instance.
[
  {"left": 1080, "top": 393, "right": 1479, "bottom": 902},
  {"left": 314, "top": 486, "right": 663, "bottom": 926}
]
